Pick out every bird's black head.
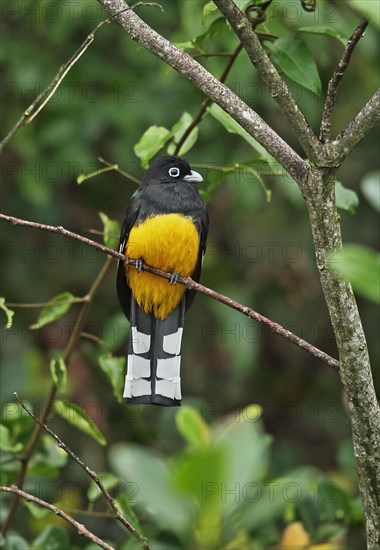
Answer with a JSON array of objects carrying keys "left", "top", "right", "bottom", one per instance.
[{"left": 141, "top": 156, "right": 203, "bottom": 187}]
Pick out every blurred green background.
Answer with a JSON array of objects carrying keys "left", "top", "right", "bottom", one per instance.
[{"left": 1, "top": 1, "right": 379, "bottom": 548}]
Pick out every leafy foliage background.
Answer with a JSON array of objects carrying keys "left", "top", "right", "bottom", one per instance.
[{"left": 1, "top": 1, "right": 379, "bottom": 548}]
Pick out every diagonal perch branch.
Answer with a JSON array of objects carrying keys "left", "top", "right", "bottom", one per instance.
[
  {"left": 0, "top": 485, "right": 115, "bottom": 550},
  {"left": 0, "top": 212, "right": 340, "bottom": 370}
]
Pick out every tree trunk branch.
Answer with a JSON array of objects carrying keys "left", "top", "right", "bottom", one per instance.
[
  {"left": 97, "top": 0, "right": 308, "bottom": 185},
  {"left": 213, "top": 0, "right": 324, "bottom": 163},
  {"left": 304, "top": 166, "right": 380, "bottom": 549}
]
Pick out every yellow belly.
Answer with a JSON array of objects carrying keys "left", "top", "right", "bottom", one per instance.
[{"left": 125, "top": 213, "right": 200, "bottom": 319}]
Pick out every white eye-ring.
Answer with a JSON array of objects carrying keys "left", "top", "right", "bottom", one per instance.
[{"left": 168, "top": 167, "right": 180, "bottom": 178}]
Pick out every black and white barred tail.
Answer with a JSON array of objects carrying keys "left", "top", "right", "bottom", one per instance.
[{"left": 123, "top": 297, "right": 185, "bottom": 406}]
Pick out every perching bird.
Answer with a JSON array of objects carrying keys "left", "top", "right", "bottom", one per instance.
[{"left": 117, "top": 156, "right": 208, "bottom": 406}]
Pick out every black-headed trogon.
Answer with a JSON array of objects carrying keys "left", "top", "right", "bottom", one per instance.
[{"left": 117, "top": 156, "right": 208, "bottom": 406}]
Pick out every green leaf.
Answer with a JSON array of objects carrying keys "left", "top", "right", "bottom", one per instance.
[
  {"left": 30, "top": 292, "right": 75, "bottom": 330},
  {"left": 346, "top": 0, "right": 380, "bottom": 29},
  {"left": 173, "top": 446, "right": 225, "bottom": 502},
  {"left": 361, "top": 171, "right": 380, "bottom": 212},
  {"left": 115, "top": 493, "right": 143, "bottom": 533},
  {"left": 87, "top": 472, "right": 119, "bottom": 502},
  {"left": 329, "top": 245, "right": 380, "bottom": 304},
  {"left": 53, "top": 401, "right": 106, "bottom": 445},
  {"left": 24, "top": 502, "right": 50, "bottom": 519},
  {"left": 0, "top": 424, "right": 23, "bottom": 453},
  {"left": 200, "top": 160, "right": 272, "bottom": 202},
  {"left": 2, "top": 533, "right": 30, "bottom": 550},
  {"left": 207, "top": 104, "right": 274, "bottom": 161},
  {"left": 31, "top": 526, "right": 70, "bottom": 550},
  {"left": 0, "top": 298, "right": 15, "bottom": 329},
  {"left": 298, "top": 26, "right": 347, "bottom": 45},
  {"left": 167, "top": 112, "right": 199, "bottom": 156},
  {"left": 109, "top": 443, "right": 192, "bottom": 533},
  {"left": 134, "top": 126, "right": 172, "bottom": 168},
  {"left": 49, "top": 356, "right": 67, "bottom": 394},
  {"left": 203, "top": 1, "right": 219, "bottom": 21},
  {"left": 176, "top": 18, "right": 228, "bottom": 53},
  {"left": 176, "top": 406, "right": 210, "bottom": 449},
  {"left": 99, "top": 212, "right": 120, "bottom": 248},
  {"left": 267, "top": 36, "right": 321, "bottom": 95},
  {"left": 335, "top": 181, "right": 359, "bottom": 214},
  {"left": 1, "top": 401, "right": 34, "bottom": 432},
  {"left": 98, "top": 354, "right": 124, "bottom": 404},
  {"left": 213, "top": 404, "right": 271, "bottom": 515}
]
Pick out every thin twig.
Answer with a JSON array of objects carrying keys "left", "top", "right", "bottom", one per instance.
[
  {"left": 5, "top": 298, "right": 85, "bottom": 308},
  {"left": 0, "top": 212, "right": 340, "bottom": 370},
  {"left": 14, "top": 394, "right": 151, "bottom": 550},
  {"left": 320, "top": 19, "right": 369, "bottom": 142},
  {"left": 1, "top": 257, "right": 113, "bottom": 535},
  {"left": 81, "top": 331, "right": 112, "bottom": 349},
  {"left": 0, "top": 3, "right": 162, "bottom": 154},
  {"left": 0, "top": 485, "right": 115, "bottom": 550},
  {"left": 0, "top": 15, "right": 114, "bottom": 152},
  {"left": 98, "top": 156, "right": 140, "bottom": 184}
]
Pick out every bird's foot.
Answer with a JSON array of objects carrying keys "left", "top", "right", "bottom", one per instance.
[
  {"left": 169, "top": 271, "right": 179, "bottom": 285},
  {"left": 135, "top": 258, "right": 143, "bottom": 272}
]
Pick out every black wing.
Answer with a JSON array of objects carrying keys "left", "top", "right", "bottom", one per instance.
[
  {"left": 185, "top": 207, "right": 209, "bottom": 312},
  {"left": 116, "top": 194, "right": 141, "bottom": 321}
]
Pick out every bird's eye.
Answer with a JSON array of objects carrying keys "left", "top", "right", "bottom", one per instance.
[{"left": 168, "top": 167, "right": 180, "bottom": 178}]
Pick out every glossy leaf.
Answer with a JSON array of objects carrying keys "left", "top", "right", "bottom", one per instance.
[
  {"left": 361, "top": 171, "right": 380, "bottom": 212},
  {"left": 109, "top": 443, "right": 192, "bottom": 533},
  {"left": 99, "top": 212, "right": 120, "bottom": 249},
  {"left": 298, "top": 26, "right": 347, "bottom": 45},
  {"left": 213, "top": 404, "right": 271, "bottom": 515},
  {"left": 335, "top": 181, "right": 359, "bottom": 214},
  {"left": 87, "top": 471, "right": 119, "bottom": 502},
  {"left": 98, "top": 354, "right": 124, "bottom": 404},
  {"left": 347, "top": 0, "right": 380, "bottom": 28},
  {"left": 54, "top": 401, "right": 106, "bottom": 445},
  {"left": 0, "top": 424, "right": 23, "bottom": 453},
  {"left": 31, "top": 526, "right": 70, "bottom": 550},
  {"left": 30, "top": 292, "right": 75, "bottom": 330},
  {"left": 203, "top": 1, "right": 219, "bottom": 20},
  {"left": 115, "top": 493, "right": 143, "bottom": 533},
  {"left": 49, "top": 356, "right": 67, "bottom": 393},
  {"left": 167, "top": 112, "right": 199, "bottom": 156},
  {"left": 24, "top": 502, "right": 50, "bottom": 519},
  {"left": 134, "top": 125, "right": 172, "bottom": 168},
  {"left": 329, "top": 245, "right": 380, "bottom": 304},
  {"left": 268, "top": 37, "right": 322, "bottom": 95},
  {"left": 176, "top": 406, "right": 210, "bottom": 449},
  {"left": 2, "top": 534, "right": 30, "bottom": 550},
  {"left": 173, "top": 446, "right": 225, "bottom": 502},
  {"left": 0, "top": 298, "right": 14, "bottom": 329},
  {"left": 208, "top": 104, "right": 274, "bottom": 161}
]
